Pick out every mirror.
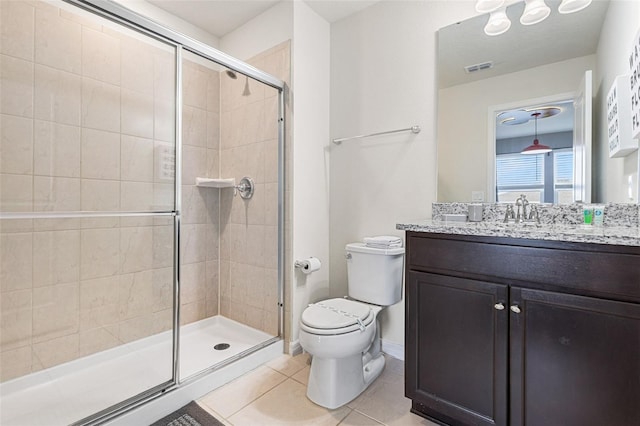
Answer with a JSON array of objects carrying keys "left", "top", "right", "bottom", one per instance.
[
  {"left": 436, "top": 0, "right": 617, "bottom": 203},
  {"left": 494, "top": 99, "right": 575, "bottom": 204}
]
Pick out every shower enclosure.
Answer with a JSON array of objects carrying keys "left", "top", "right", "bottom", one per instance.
[{"left": 0, "top": 0, "right": 286, "bottom": 424}]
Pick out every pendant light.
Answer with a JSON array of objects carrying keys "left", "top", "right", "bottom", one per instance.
[
  {"left": 521, "top": 112, "right": 552, "bottom": 155},
  {"left": 520, "top": 0, "right": 551, "bottom": 25},
  {"left": 558, "top": 0, "right": 592, "bottom": 14},
  {"left": 484, "top": 7, "right": 511, "bottom": 36}
]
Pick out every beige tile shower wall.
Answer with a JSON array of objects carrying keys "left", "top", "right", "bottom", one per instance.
[
  {"left": 0, "top": 1, "right": 176, "bottom": 382},
  {"left": 179, "top": 55, "right": 220, "bottom": 325},
  {"left": 219, "top": 41, "right": 290, "bottom": 337}
]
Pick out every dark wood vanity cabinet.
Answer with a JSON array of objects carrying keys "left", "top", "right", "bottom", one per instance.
[
  {"left": 509, "top": 287, "right": 640, "bottom": 426},
  {"left": 404, "top": 231, "right": 640, "bottom": 426},
  {"left": 406, "top": 271, "right": 508, "bottom": 425}
]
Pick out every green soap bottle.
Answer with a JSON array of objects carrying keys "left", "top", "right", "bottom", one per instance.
[{"left": 583, "top": 207, "right": 593, "bottom": 225}]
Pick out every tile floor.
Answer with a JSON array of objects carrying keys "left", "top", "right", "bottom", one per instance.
[{"left": 195, "top": 353, "right": 438, "bottom": 426}]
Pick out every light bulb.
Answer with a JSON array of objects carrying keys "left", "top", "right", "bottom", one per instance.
[
  {"left": 558, "top": 0, "right": 592, "bottom": 14},
  {"left": 476, "top": 0, "right": 505, "bottom": 14},
  {"left": 520, "top": 0, "right": 551, "bottom": 25},
  {"left": 484, "top": 8, "right": 511, "bottom": 36}
]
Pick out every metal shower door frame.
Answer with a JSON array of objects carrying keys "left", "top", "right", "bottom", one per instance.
[{"left": 60, "top": 1, "right": 287, "bottom": 424}]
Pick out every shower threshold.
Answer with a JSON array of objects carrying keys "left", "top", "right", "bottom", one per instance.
[{"left": 0, "top": 316, "right": 278, "bottom": 426}]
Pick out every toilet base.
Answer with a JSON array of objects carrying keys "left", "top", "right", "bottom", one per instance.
[{"left": 306, "top": 351, "right": 386, "bottom": 409}]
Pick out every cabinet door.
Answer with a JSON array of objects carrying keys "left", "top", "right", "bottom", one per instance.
[
  {"left": 406, "top": 271, "right": 508, "bottom": 426},
  {"left": 510, "top": 287, "right": 640, "bottom": 426}
]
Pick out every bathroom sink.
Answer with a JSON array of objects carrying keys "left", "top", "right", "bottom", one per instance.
[{"left": 501, "top": 220, "right": 541, "bottom": 227}]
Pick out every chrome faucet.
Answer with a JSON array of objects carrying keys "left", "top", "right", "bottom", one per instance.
[
  {"left": 505, "top": 195, "right": 540, "bottom": 224},
  {"left": 515, "top": 194, "right": 529, "bottom": 223}
]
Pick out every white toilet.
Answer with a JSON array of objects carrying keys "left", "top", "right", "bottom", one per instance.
[{"left": 299, "top": 242, "right": 404, "bottom": 409}]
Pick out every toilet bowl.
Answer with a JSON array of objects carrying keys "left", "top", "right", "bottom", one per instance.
[
  {"left": 299, "top": 298, "right": 384, "bottom": 409},
  {"left": 299, "top": 242, "right": 404, "bottom": 409}
]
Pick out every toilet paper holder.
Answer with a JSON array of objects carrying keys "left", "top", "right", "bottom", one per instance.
[{"left": 294, "top": 257, "right": 322, "bottom": 274}]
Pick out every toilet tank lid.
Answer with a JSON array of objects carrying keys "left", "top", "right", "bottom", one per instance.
[{"left": 345, "top": 242, "right": 405, "bottom": 255}]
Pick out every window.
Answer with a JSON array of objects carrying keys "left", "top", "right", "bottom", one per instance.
[
  {"left": 496, "top": 150, "right": 574, "bottom": 203},
  {"left": 496, "top": 153, "right": 544, "bottom": 203},
  {"left": 554, "top": 149, "right": 574, "bottom": 203}
]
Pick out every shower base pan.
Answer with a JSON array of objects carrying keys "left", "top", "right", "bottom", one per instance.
[{"left": 0, "top": 316, "right": 281, "bottom": 426}]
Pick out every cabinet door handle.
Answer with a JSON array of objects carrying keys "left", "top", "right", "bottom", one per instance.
[
  {"left": 494, "top": 303, "right": 505, "bottom": 310},
  {"left": 510, "top": 305, "right": 521, "bottom": 314}
]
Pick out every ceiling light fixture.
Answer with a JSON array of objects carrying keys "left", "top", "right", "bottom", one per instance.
[
  {"left": 558, "top": 0, "right": 592, "bottom": 14},
  {"left": 478, "top": 0, "right": 591, "bottom": 37},
  {"left": 498, "top": 106, "right": 562, "bottom": 126},
  {"left": 521, "top": 112, "right": 552, "bottom": 155},
  {"left": 476, "top": 0, "right": 505, "bottom": 13},
  {"left": 520, "top": 0, "right": 551, "bottom": 25},
  {"left": 484, "top": 7, "right": 512, "bottom": 36}
]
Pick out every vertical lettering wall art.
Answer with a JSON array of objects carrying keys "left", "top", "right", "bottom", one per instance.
[
  {"left": 630, "top": 27, "right": 640, "bottom": 139},
  {"left": 607, "top": 75, "right": 637, "bottom": 157}
]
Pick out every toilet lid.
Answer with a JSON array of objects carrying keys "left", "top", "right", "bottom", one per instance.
[{"left": 301, "top": 298, "right": 373, "bottom": 330}]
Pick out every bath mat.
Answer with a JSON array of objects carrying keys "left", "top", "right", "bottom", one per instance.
[{"left": 150, "top": 401, "right": 224, "bottom": 426}]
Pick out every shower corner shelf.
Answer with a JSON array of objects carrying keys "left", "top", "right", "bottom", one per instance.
[{"left": 195, "top": 177, "right": 236, "bottom": 188}]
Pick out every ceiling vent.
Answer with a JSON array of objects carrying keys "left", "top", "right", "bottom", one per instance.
[{"left": 464, "top": 61, "right": 494, "bottom": 73}]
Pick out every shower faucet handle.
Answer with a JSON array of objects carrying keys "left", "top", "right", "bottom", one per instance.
[{"left": 234, "top": 176, "right": 255, "bottom": 199}]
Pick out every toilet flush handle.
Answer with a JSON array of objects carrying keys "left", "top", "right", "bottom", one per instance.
[{"left": 345, "top": 253, "right": 352, "bottom": 260}]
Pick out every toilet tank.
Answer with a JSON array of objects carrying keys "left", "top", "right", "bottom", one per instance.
[{"left": 345, "top": 243, "right": 404, "bottom": 306}]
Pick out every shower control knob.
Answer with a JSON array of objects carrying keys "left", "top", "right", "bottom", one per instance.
[
  {"left": 510, "top": 305, "right": 522, "bottom": 314},
  {"left": 494, "top": 303, "right": 505, "bottom": 310}
]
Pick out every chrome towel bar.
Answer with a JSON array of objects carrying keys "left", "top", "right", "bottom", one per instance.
[{"left": 332, "top": 125, "right": 421, "bottom": 145}]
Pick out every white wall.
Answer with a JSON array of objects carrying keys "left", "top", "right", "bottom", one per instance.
[
  {"left": 594, "top": 0, "right": 640, "bottom": 203},
  {"left": 290, "top": 1, "right": 331, "bottom": 347},
  {"left": 438, "top": 55, "right": 596, "bottom": 202},
  {"left": 329, "top": 1, "right": 477, "bottom": 349}
]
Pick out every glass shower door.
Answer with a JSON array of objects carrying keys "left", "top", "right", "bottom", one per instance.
[{"left": 0, "top": 1, "right": 178, "bottom": 424}]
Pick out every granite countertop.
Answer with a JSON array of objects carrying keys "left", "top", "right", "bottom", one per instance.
[
  {"left": 396, "top": 220, "right": 640, "bottom": 247},
  {"left": 397, "top": 202, "right": 640, "bottom": 246}
]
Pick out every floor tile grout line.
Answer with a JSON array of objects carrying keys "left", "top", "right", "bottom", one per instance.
[
  {"left": 351, "top": 408, "right": 387, "bottom": 425},
  {"left": 198, "top": 366, "right": 288, "bottom": 420},
  {"left": 334, "top": 406, "right": 354, "bottom": 426},
  {"left": 196, "top": 403, "right": 230, "bottom": 425},
  {"left": 225, "top": 376, "right": 300, "bottom": 423}
]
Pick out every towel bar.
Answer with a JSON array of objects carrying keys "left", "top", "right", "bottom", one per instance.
[{"left": 332, "top": 125, "right": 421, "bottom": 145}]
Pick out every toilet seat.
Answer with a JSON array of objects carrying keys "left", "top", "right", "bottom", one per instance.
[{"left": 301, "top": 298, "right": 375, "bottom": 335}]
